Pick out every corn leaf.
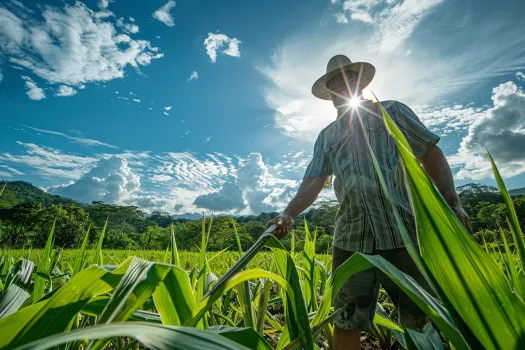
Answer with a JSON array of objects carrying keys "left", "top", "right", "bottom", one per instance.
[
  {"left": 33, "top": 222, "right": 55, "bottom": 303},
  {"left": 153, "top": 265, "right": 197, "bottom": 326},
  {"left": 72, "top": 224, "right": 90, "bottom": 277},
  {"left": 0, "top": 259, "right": 34, "bottom": 318},
  {"left": 13, "top": 322, "right": 252, "bottom": 350},
  {"left": 210, "top": 325, "right": 272, "bottom": 350},
  {"left": 405, "top": 323, "right": 445, "bottom": 350},
  {"left": 379, "top": 102, "right": 525, "bottom": 349},
  {"left": 1, "top": 258, "right": 132, "bottom": 348},
  {"left": 488, "top": 151, "right": 525, "bottom": 274}
]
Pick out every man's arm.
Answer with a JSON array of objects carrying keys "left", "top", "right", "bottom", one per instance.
[
  {"left": 416, "top": 145, "right": 472, "bottom": 232},
  {"left": 266, "top": 176, "right": 327, "bottom": 238}
]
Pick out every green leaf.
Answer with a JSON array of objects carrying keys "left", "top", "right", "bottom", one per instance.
[
  {"left": 93, "top": 218, "right": 108, "bottom": 266},
  {"left": 210, "top": 326, "right": 272, "bottom": 350},
  {"left": 153, "top": 265, "right": 197, "bottom": 326},
  {"left": 231, "top": 216, "right": 255, "bottom": 329},
  {"left": 270, "top": 237, "right": 313, "bottom": 350},
  {"left": 0, "top": 258, "right": 132, "bottom": 348},
  {"left": 500, "top": 228, "right": 522, "bottom": 296},
  {"left": 488, "top": 152, "right": 525, "bottom": 275},
  {"left": 405, "top": 323, "right": 445, "bottom": 350},
  {"left": 170, "top": 224, "right": 181, "bottom": 266},
  {"left": 72, "top": 224, "right": 90, "bottom": 277},
  {"left": 13, "top": 322, "right": 252, "bottom": 350},
  {"left": 33, "top": 221, "right": 55, "bottom": 303},
  {"left": 185, "top": 268, "right": 295, "bottom": 328},
  {"left": 379, "top": 103, "right": 525, "bottom": 349},
  {"left": 81, "top": 296, "right": 162, "bottom": 323},
  {"left": 0, "top": 259, "right": 34, "bottom": 318},
  {"left": 256, "top": 279, "right": 272, "bottom": 335},
  {"left": 95, "top": 258, "right": 169, "bottom": 324}
]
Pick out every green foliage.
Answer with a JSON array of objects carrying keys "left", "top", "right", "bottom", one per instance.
[{"left": 1, "top": 180, "right": 525, "bottom": 254}]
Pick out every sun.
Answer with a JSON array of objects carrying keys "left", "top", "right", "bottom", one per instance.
[{"left": 349, "top": 97, "right": 360, "bottom": 108}]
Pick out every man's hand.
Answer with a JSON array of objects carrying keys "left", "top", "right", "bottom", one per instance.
[
  {"left": 266, "top": 213, "right": 294, "bottom": 239},
  {"left": 450, "top": 203, "right": 473, "bottom": 234}
]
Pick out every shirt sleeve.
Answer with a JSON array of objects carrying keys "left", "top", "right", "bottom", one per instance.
[
  {"left": 303, "top": 132, "right": 333, "bottom": 181},
  {"left": 394, "top": 101, "right": 440, "bottom": 157}
]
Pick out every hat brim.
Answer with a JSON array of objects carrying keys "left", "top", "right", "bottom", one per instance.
[{"left": 311, "top": 62, "right": 375, "bottom": 100}]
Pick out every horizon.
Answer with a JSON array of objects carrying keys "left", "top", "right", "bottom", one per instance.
[{"left": 1, "top": 0, "right": 525, "bottom": 217}]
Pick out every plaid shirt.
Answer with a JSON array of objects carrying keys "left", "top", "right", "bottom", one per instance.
[{"left": 303, "top": 100, "right": 440, "bottom": 253}]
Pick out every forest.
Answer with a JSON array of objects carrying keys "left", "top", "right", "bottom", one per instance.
[{"left": 1, "top": 180, "right": 524, "bottom": 253}]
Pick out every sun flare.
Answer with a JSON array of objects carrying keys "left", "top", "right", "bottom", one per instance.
[{"left": 349, "top": 97, "right": 360, "bottom": 108}]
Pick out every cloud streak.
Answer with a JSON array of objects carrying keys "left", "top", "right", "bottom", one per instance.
[{"left": 22, "top": 125, "right": 118, "bottom": 149}]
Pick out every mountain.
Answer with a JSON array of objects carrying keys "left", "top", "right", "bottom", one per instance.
[
  {"left": 0, "top": 181, "right": 79, "bottom": 208},
  {"left": 509, "top": 187, "right": 525, "bottom": 196}
]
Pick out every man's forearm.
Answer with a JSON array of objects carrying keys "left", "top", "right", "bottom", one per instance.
[
  {"left": 418, "top": 146, "right": 459, "bottom": 205},
  {"left": 282, "top": 177, "right": 326, "bottom": 219}
]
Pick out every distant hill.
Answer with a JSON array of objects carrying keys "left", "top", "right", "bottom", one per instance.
[
  {"left": 0, "top": 181, "right": 79, "bottom": 208},
  {"left": 509, "top": 187, "right": 525, "bottom": 196}
]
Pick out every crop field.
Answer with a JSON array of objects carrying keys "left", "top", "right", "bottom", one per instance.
[
  {"left": 1, "top": 109, "right": 525, "bottom": 350},
  {"left": 7, "top": 250, "right": 333, "bottom": 279}
]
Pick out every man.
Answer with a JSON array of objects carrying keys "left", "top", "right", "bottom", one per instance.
[{"left": 265, "top": 55, "right": 472, "bottom": 350}]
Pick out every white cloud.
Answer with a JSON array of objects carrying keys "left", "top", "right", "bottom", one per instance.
[
  {"left": 334, "top": 12, "right": 349, "bottom": 23},
  {"left": 164, "top": 106, "right": 172, "bottom": 111},
  {"left": 132, "top": 98, "right": 140, "bottom": 103},
  {"left": 151, "top": 174, "right": 172, "bottom": 182},
  {"left": 203, "top": 33, "right": 241, "bottom": 63},
  {"left": 98, "top": 0, "right": 109, "bottom": 10},
  {"left": 516, "top": 72, "right": 525, "bottom": 81},
  {"left": 49, "top": 155, "right": 140, "bottom": 204},
  {"left": 0, "top": 2, "right": 162, "bottom": 88},
  {"left": 191, "top": 152, "right": 302, "bottom": 214},
  {"left": 0, "top": 164, "right": 25, "bottom": 176},
  {"left": 0, "top": 142, "right": 97, "bottom": 180},
  {"left": 116, "top": 17, "right": 139, "bottom": 34},
  {"left": 56, "top": 85, "right": 77, "bottom": 97},
  {"left": 414, "top": 103, "right": 487, "bottom": 136},
  {"left": 163, "top": 112, "right": 169, "bottom": 116},
  {"left": 21, "top": 75, "right": 45, "bottom": 100},
  {"left": 187, "top": 71, "right": 199, "bottom": 82},
  {"left": 236, "top": 153, "right": 268, "bottom": 192},
  {"left": 332, "top": 0, "right": 444, "bottom": 53},
  {"left": 22, "top": 125, "right": 117, "bottom": 149},
  {"left": 451, "top": 81, "right": 525, "bottom": 180},
  {"left": 193, "top": 182, "right": 246, "bottom": 212},
  {"left": 152, "top": 1, "right": 176, "bottom": 27}
]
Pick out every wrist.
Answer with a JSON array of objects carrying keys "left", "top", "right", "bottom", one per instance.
[
  {"left": 443, "top": 192, "right": 460, "bottom": 207},
  {"left": 281, "top": 210, "right": 295, "bottom": 220}
]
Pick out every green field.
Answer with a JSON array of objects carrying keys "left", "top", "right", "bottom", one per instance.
[{"left": 8, "top": 249, "right": 333, "bottom": 278}]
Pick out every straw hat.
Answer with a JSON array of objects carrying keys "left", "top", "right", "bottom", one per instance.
[{"left": 312, "top": 55, "right": 375, "bottom": 100}]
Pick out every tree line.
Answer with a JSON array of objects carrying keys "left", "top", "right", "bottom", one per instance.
[{"left": 0, "top": 181, "right": 524, "bottom": 253}]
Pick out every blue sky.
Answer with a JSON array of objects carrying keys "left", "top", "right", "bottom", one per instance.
[{"left": 1, "top": 0, "right": 525, "bottom": 216}]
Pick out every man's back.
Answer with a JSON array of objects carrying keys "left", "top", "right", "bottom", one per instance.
[{"left": 303, "top": 100, "right": 440, "bottom": 253}]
